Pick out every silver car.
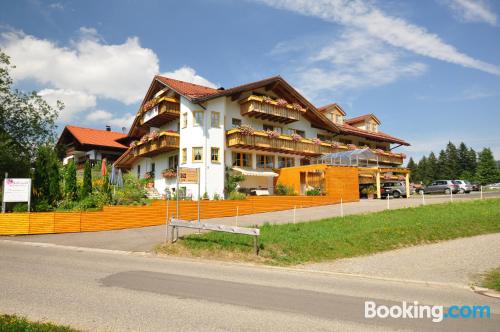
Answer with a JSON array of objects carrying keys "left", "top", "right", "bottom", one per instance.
[
  {"left": 381, "top": 181, "right": 413, "bottom": 198},
  {"left": 452, "top": 180, "right": 472, "bottom": 194},
  {"left": 418, "top": 180, "right": 459, "bottom": 195}
]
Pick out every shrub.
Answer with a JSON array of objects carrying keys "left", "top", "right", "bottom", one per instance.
[
  {"left": 202, "top": 192, "right": 209, "bottom": 200},
  {"left": 306, "top": 188, "right": 322, "bottom": 196},
  {"left": 34, "top": 199, "right": 53, "bottom": 212},
  {"left": 228, "top": 191, "right": 246, "bottom": 200},
  {"left": 82, "top": 160, "right": 92, "bottom": 198},
  {"left": 275, "top": 183, "right": 297, "bottom": 196},
  {"left": 113, "top": 173, "right": 148, "bottom": 206},
  {"left": 12, "top": 203, "right": 28, "bottom": 212},
  {"left": 64, "top": 161, "right": 77, "bottom": 200},
  {"left": 213, "top": 193, "right": 221, "bottom": 200}
]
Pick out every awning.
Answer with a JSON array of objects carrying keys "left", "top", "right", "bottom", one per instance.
[{"left": 232, "top": 167, "right": 278, "bottom": 177}]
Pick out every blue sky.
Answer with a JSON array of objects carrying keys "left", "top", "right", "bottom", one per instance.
[{"left": 1, "top": 0, "right": 499, "bottom": 162}]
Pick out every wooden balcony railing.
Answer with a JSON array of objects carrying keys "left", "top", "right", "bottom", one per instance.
[
  {"left": 132, "top": 132, "right": 180, "bottom": 158},
  {"left": 239, "top": 95, "right": 305, "bottom": 124},
  {"left": 226, "top": 128, "right": 333, "bottom": 156},
  {"left": 140, "top": 96, "right": 180, "bottom": 127}
]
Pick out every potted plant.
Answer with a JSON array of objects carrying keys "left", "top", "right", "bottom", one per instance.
[
  {"left": 162, "top": 168, "right": 177, "bottom": 178},
  {"left": 262, "top": 96, "right": 273, "bottom": 104},
  {"left": 347, "top": 143, "right": 357, "bottom": 150},
  {"left": 292, "top": 102, "right": 303, "bottom": 112},
  {"left": 266, "top": 130, "right": 280, "bottom": 139},
  {"left": 238, "top": 124, "right": 255, "bottom": 136},
  {"left": 361, "top": 185, "right": 377, "bottom": 199},
  {"left": 291, "top": 133, "right": 302, "bottom": 142},
  {"left": 312, "top": 138, "right": 322, "bottom": 145},
  {"left": 276, "top": 98, "right": 288, "bottom": 107}
]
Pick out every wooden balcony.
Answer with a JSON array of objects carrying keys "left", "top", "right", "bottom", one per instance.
[
  {"left": 133, "top": 132, "right": 180, "bottom": 158},
  {"left": 140, "top": 96, "right": 180, "bottom": 127},
  {"left": 239, "top": 95, "right": 305, "bottom": 124},
  {"left": 376, "top": 153, "right": 404, "bottom": 166},
  {"left": 226, "top": 129, "right": 333, "bottom": 156}
]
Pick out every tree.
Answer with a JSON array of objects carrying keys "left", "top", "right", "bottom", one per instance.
[
  {"left": 426, "top": 152, "right": 439, "bottom": 182},
  {"left": 0, "top": 50, "right": 62, "bottom": 181},
  {"left": 457, "top": 142, "right": 469, "bottom": 176},
  {"left": 224, "top": 166, "right": 245, "bottom": 197},
  {"left": 82, "top": 160, "right": 93, "bottom": 197},
  {"left": 437, "top": 150, "right": 447, "bottom": 179},
  {"left": 475, "top": 148, "right": 498, "bottom": 185},
  {"left": 406, "top": 157, "right": 417, "bottom": 182},
  {"left": 416, "top": 156, "right": 428, "bottom": 184},
  {"left": 33, "top": 145, "right": 61, "bottom": 207},
  {"left": 64, "top": 161, "right": 78, "bottom": 200},
  {"left": 444, "top": 142, "right": 459, "bottom": 179}
]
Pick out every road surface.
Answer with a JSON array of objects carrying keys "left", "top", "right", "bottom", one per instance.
[{"left": 0, "top": 240, "right": 498, "bottom": 331}]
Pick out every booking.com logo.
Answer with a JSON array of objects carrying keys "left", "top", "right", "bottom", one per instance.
[{"left": 365, "top": 301, "right": 491, "bottom": 323}]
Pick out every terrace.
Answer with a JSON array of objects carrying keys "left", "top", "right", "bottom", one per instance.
[{"left": 239, "top": 95, "right": 306, "bottom": 124}]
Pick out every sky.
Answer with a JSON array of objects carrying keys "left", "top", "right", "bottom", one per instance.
[{"left": 1, "top": 0, "right": 499, "bottom": 162}]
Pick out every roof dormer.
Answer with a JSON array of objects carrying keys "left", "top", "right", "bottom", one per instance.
[
  {"left": 318, "top": 103, "right": 346, "bottom": 125},
  {"left": 345, "top": 114, "right": 381, "bottom": 132}
]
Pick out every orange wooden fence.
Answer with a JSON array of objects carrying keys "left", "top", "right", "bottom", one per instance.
[{"left": 0, "top": 196, "right": 356, "bottom": 235}]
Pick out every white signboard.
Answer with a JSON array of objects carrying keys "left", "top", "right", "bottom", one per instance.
[{"left": 3, "top": 178, "right": 31, "bottom": 202}]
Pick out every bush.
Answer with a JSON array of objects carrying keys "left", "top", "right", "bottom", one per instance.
[
  {"left": 306, "top": 188, "right": 321, "bottom": 196},
  {"left": 275, "top": 183, "right": 297, "bottom": 196},
  {"left": 213, "top": 193, "right": 221, "bottom": 200},
  {"left": 12, "top": 203, "right": 28, "bottom": 212},
  {"left": 228, "top": 191, "right": 246, "bottom": 200},
  {"left": 34, "top": 199, "right": 53, "bottom": 212},
  {"left": 112, "top": 173, "right": 148, "bottom": 206}
]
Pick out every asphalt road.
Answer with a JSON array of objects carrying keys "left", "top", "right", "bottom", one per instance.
[
  {"left": 5, "top": 191, "right": 500, "bottom": 252},
  {"left": 1, "top": 240, "right": 499, "bottom": 331}
]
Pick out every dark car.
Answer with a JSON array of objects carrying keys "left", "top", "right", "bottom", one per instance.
[
  {"left": 381, "top": 181, "right": 413, "bottom": 198},
  {"left": 471, "top": 183, "right": 481, "bottom": 191},
  {"left": 417, "top": 180, "right": 459, "bottom": 195}
]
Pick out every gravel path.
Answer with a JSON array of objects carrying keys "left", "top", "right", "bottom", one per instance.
[{"left": 301, "top": 233, "right": 500, "bottom": 286}]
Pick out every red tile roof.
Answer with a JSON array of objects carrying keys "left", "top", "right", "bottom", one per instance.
[
  {"left": 318, "top": 103, "right": 346, "bottom": 116},
  {"left": 340, "top": 123, "right": 409, "bottom": 146},
  {"left": 63, "top": 126, "right": 128, "bottom": 149},
  {"left": 345, "top": 113, "right": 380, "bottom": 125},
  {"left": 156, "top": 76, "right": 219, "bottom": 99}
]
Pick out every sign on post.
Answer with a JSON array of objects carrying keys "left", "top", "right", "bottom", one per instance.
[
  {"left": 179, "top": 167, "right": 199, "bottom": 184},
  {"left": 2, "top": 178, "right": 32, "bottom": 212}
]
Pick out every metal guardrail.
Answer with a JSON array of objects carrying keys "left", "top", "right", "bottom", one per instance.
[{"left": 168, "top": 218, "right": 261, "bottom": 255}]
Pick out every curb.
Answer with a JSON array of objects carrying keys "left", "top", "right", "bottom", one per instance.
[{"left": 472, "top": 286, "right": 500, "bottom": 299}]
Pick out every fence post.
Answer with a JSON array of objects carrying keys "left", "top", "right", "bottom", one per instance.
[
  {"left": 422, "top": 191, "right": 425, "bottom": 206},
  {"left": 236, "top": 206, "right": 239, "bottom": 227},
  {"left": 386, "top": 194, "right": 390, "bottom": 210},
  {"left": 481, "top": 186, "right": 483, "bottom": 200},
  {"left": 164, "top": 199, "right": 169, "bottom": 245},
  {"left": 340, "top": 197, "right": 344, "bottom": 217},
  {"left": 253, "top": 235, "right": 259, "bottom": 255},
  {"left": 450, "top": 188, "right": 453, "bottom": 202},
  {"left": 293, "top": 205, "right": 296, "bottom": 224}
]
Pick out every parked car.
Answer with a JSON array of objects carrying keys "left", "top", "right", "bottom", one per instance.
[
  {"left": 417, "top": 180, "right": 459, "bottom": 195},
  {"left": 471, "top": 183, "right": 481, "bottom": 191},
  {"left": 485, "top": 183, "right": 500, "bottom": 190},
  {"left": 381, "top": 181, "right": 413, "bottom": 198},
  {"left": 452, "top": 180, "right": 472, "bottom": 194}
]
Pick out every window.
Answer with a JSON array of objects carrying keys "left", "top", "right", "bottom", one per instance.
[
  {"left": 232, "top": 152, "right": 251, "bottom": 167},
  {"left": 263, "top": 124, "right": 274, "bottom": 131},
  {"left": 232, "top": 118, "right": 242, "bottom": 128},
  {"left": 193, "top": 111, "right": 204, "bottom": 126},
  {"left": 181, "top": 113, "right": 188, "bottom": 128},
  {"left": 168, "top": 155, "right": 178, "bottom": 169},
  {"left": 151, "top": 162, "right": 155, "bottom": 176},
  {"left": 181, "top": 148, "right": 187, "bottom": 164},
  {"left": 211, "top": 112, "right": 220, "bottom": 128},
  {"left": 336, "top": 114, "right": 343, "bottom": 124},
  {"left": 295, "top": 130, "right": 305, "bottom": 138},
  {"left": 340, "top": 139, "right": 352, "bottom": 144},
  {"left": 278, "top": 157, "right": 294, "bottom": 168},
  {"left": 211, "top": 147, "right": 220, "bottom": 163},
  {"left": 137, "top": 164, "right": 141, "bottom": 178},
  {"left": 257, "top": 154, "right": 274, "bottom": 169},
  {"left": 317, "top": 134, "right": 331, "bottom": 141},
  {"left": 192, "top": 147, "right": 203, "bottom": 162}
]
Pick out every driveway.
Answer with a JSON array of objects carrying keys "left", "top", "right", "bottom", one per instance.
[{"left": 3, "top": 191, "right": 499, "bottom": 252}]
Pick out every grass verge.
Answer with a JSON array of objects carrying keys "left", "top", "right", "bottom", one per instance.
[
  {"left": 156, "top": 199, "right": 500, "bottom": 266},
  {"left": 481, "top": 268, "right": 500, "bottom": 291},
  {"left": 0, "top": 314, "right": 79, "bottom": 332}
]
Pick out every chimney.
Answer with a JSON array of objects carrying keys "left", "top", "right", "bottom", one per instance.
[
  {"left": 122, "top": 127, "right": 126, "bottom": 133},
  {"left": 105, "top": 125, "right": 111, "bottom": 131}
]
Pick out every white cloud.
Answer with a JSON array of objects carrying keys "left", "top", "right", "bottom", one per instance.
[
  {"left": 161, "top": 66, "right": 217, "bottom": 88},
  {"left": 259, "top": 0, "right": 500, "bottom": 75},
  {"left": 85, "top": 109, "right": 113, "bottom": 122},
  {"left": 38, "top": 88, "right": 96, "bottom": 122},
  {"left": 0, "top": 29, "right": 160, "bottom": 104},
  {"left": 108, "top": 113, "right": 136, "bottom": 131},
  {"left": 443, "top": 0, "right": 497, "bottom": 25}
]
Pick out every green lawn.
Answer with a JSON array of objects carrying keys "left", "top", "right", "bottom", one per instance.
[
  {"left": 0, "top": 314, "right": 79, "bottom": 332},
  {"left": 481, "top": 268, "right": 500, "bottom": 291},
  {"left": 157, "top": 199, "right": 500, "bottom": 266}
]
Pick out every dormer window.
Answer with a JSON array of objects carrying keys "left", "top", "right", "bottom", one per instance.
[{"left": 335, "top": 114, "right": 343, "bottom": 125}]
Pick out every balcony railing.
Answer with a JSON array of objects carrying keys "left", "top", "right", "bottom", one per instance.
[
  {"left": 140, "top": 96, "right": 180, "bottom": 127},
  {"left": 132, "top": 132, "right": 180, "bottom": 158},
  {"left": 239, "top": 95, "right": 305, "bottom": 124},
  {"left": 226, "top": 128, "right": 334, "bottom": 156}
]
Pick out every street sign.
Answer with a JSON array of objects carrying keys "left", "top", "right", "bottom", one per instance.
[
  {"left": 179, "top": 167, "right": 199, "bottom": 184},
  {"left": 2, "top": 178, "right": 32, "bottom": 213},
  {"left": 3, "top": 178, "right": 31, "bottom": 202}
]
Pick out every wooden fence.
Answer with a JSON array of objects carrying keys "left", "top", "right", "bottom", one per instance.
[{"left": 0, "top": 196, "right": 355, "bottom": 236}]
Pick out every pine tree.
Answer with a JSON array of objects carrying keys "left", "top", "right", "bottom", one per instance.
[
  {"left": 467, "top": 148, "right": 477, "bottom": 174},
  {"left": 416, "top": 156, "right": 428, "bottom": 184},
  {"left": 437, "top": 150, "right": 447, "bottom": 179},
  {"left": 407, "top": 157, "right": 417, "bottom": 182},
  {"left": 82, "top": 160, "right": 93, "bottom": 197},
  {"left": 64, "top": 161, "right": 77, "bottom": 200},
  {"left": 33, "top": 145, "right": 61, "bottom": 207},
  {"left": 457, "top": 142, "right": 469, "bottom": 176},
  {"left": 444, "top": 142, "right": 459, "bottom": 179},
  {"left": 476, "top": 148, "right": 498, "bottom": 185},
  {"left": 427, "top": 152, "right": 439, "bottom": 182}
]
